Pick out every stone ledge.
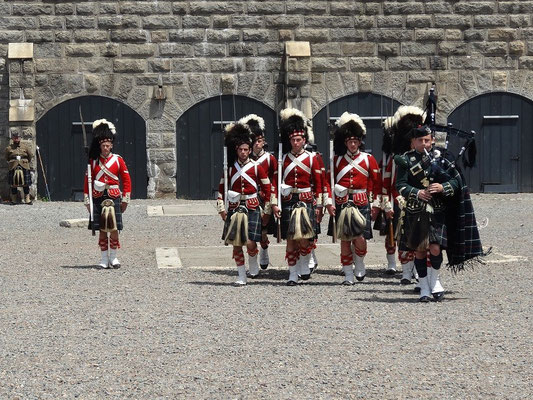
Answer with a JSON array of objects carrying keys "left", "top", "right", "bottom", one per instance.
[{"left": 60, "top": 218, "right": 89, "bottom": 228}]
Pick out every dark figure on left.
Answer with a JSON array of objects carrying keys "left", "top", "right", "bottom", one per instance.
[{"left": 5, "top": 131, "right": 33, "bottom": 205}]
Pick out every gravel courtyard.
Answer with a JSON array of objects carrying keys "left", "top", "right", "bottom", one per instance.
[{"left": 0, "top": 194, "right": 531, "bottom": 399}]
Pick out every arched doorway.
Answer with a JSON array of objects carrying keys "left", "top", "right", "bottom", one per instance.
[
  {"left": 36, "top": 96, "right": 147, "bottom": 200},
  {"left": 176, "top": 95, "right": 277, "bottom": 199},
  {"left": 448, "top": 92, "right": 533, "bottom": 192},
  {"left": 313, "top": 92, "right": 403, "bottom": 163}
]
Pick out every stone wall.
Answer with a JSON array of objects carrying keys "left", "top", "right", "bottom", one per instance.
[{"left": 1, "top": 1, "right": 533, "bottom": 198}]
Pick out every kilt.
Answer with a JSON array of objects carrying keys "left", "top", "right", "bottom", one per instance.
[
  {"left": 275, "top": 196, "right": 315, "bottom": 240},
  {"left": 398, "top": 208, "right": 447, "bottom": 251},
  {"left": 222, "top": 203, "right": 262, "bottom": 243},
  {"left": 8, "top": 167, "right": 32, "bottom": 187},
  {"left": 327, "top": 201, "right": 373, "bottom": 240},
  {"left": 89, "top": 192, "right": 123, "bottom": 231},
  {"left": 259, "top": 198, "right": 277, "bottom": 235}
]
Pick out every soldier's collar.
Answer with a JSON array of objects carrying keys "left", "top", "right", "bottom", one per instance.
[
  {"left": 237, "top": 158, "right": 250, "bottom": 166},
  {"left": 253, "top": 149, "right": 264, "bottom": 158},
  {"left": 347, "top": 149, "right": 360, "bottom": 158},
  {"left": 291, "top": 149, "right": 305, "bottom": 157}
]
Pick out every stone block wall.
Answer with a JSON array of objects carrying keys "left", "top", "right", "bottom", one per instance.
[{"left": 1, "top": 1, "right": 532, "bottom": 198}]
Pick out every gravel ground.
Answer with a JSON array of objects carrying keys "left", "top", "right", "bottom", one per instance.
[{"left": 0, "top": 194, "right": 532, "bottom": 399}]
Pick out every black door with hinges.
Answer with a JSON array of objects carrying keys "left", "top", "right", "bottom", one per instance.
[{"left": 448, "top": 92, "right": 533, "bottom": 193}]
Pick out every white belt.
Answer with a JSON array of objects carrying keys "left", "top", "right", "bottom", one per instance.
[
  {"left": 228, "top": 190, "right": 257, "bottom": 202},
  {"left": 348, "top": 189, "right": 366, "bottom": 194},
  {"left": 94, "top": 181, "right": 119, "bottom": 192},
  {"left": 281, "top": 184, "right": 311, "bottom": 196}
]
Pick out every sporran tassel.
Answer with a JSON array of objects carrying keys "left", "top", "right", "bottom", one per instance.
[
  {"left": 100, "top": 199, "right": 117, "bottom": 232},
  {"left": 224, "top": 207, "right": 249, "bottom": 247},
  {"left": 13, "top": 168, "right": 24, "bottom": 186},
  {"left": 337, "top": 204, "right": 366, "bottom": 241},
  {"left": 288, "top": 202, "right": 314, "bottom": 240}
]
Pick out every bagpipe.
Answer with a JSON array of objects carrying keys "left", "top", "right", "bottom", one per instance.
[{"left": 424, "top": 84, "right": 477, "bottom": 180}]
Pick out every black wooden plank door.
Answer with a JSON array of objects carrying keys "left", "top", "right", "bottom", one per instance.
[
  {"left": 312, "top": 93, "right": 402, "bottom": 164},
  {"left": 448, "top": 92, "right": 533, "bottom": 192},
  {"left": 36, "top": 96, "right": 147, "bottom": 200},
  {"left": 176, "top": 95, "right": 276, "bottom": 199}
]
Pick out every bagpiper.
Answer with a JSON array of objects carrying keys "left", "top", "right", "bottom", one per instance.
[
  {"left": 328, "top": 112, "right": 381, "bottom": 285},
  {"left": 5, "top": 130, "right": 33, "bottom": 204},
  {"left": 238, "top": 114, "right": 277, "bottom": 271},
  {"left": 271, "top": 108, "right": 333, "bottom": 286},
  {"left": 379, "top": 106, "right": 426, "bottom": 285},
  {"left": 216, "top": 122, "right": 272, "bottom": 286},
  {"left": 84, "top": 119, "right": 131, "bottom": 269}
]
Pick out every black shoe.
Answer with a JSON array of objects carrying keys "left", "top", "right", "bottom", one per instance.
[
  {"left": 248, "top": 273, "right": 259, "bottom": 279},
  {"left": 413, "top": 286, "right": 421, "bottom": 293},
  {"left": 286, "top": 280, "right": 298, "bottom": 286},
  {"left": 342, "top": 280, "right": 354, "bottom": 286},
  {"left": 300, "top": 274, "right": 310, "bottom": 281},
  {"left": 419, "top": 296, "right": 431, "bottom": 303},
  {"left": 432, "top": 292, "right": 444, "bottom": 302},
  {"left": 400, "top": 278, "right": 412, "bottom": 285},
  {"left": 355, "top": 275, "right": 365, "bottom": 282},
  {"left": 260, "top": 264, "right": 268, "bottom": 270},
  {"left": 385, "top": 269, "right": 396, "bottom": 276}
]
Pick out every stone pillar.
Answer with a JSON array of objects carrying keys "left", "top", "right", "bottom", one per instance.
[
  {"left": 284, "top": 42, "right": 312, "bottom": 120},
  {"left": 7, "top": 43, "right": 36, "bottom": 200}
]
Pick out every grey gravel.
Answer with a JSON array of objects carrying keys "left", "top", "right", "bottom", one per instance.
[{"left": 0, "top": 194, "right": 532, "bottom": 399}]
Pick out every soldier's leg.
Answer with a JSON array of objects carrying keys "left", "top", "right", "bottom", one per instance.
[
  {"left": 233, "top": 246, "right": 247, "bottom": 286},
  {"left": 108, "top": 231, "right": 121, "bottom": 268},
  {"left": 399, "top": 250, "right": 415, "bottom": 285},
  {"left": 385, "top": 242, "right": 397, "bottom": 275},
  {"left": 340, "top": 240, "right": 354, "bottom": 285},
  {"left": 23, "top": 186, "right": 32, "bottom": 205},
  {"left": 10, "top": 187, "right": 18, "bottom": 204},
  {"left": 309, "top": 239, "right": 318, "bottom": 273},
  {"left": 353, "top": 236, "right": 367, "bottom": 281},
  {"left": 286, "top": 240, "right": 300, "bottom": 286},
  {"left": 259, "top": 229, "right": 270, "bottom": 270},
  {"left": 414, "top": 250, "right": 431, "bottom": 302},
  {"left": 98, "top": 232, "right": 110, "bottom": 269},
  {"left": 247, "top": 240, "right": 260, "bottom": 278},
  {"left": 427, "top": 244, "right": 444, "bottom": 301},
  {"left": 297, "top": 239, "right": 312, "bottom": 281}
]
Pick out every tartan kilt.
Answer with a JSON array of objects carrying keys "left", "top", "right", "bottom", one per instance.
[
  {"left": 327, "top": 202, "right": 373, "bottom": 240},
  {"left": 222, "top": 203, "right": 262, "bottom": 243},
  {"left": 274, "top": 195, "right": 315, "bottom": 240},
  {"left": 8, "top": 167, "right": 32, "bottom": 187},
  {"left": 89, "top": 192, "right": 123, "bottom": 231},
  {"left": 398, "top": 208, "right": 447, "bottom": 251}
]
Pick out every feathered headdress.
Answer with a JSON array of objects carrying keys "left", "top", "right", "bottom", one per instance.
[
  {"left": 238, "top": 114, "right": 266, "bottom": 145},
  {"left": 333, "top": 111, "right": 366, "bottom": 156},
  {"left": 392, "top": 105, "right": 426, "bottom": 155},
  {"left": 381, "top": 116, "right": 395, "bottom": 155},
  {"left": 89, "top": 118, "right": 117, "bottom": 159},
  {"left": 224, "top": 122, "right": 252, "bottom": 164},
  {"left": 279, "top": 108, "right": 308, "bottom": 153}
]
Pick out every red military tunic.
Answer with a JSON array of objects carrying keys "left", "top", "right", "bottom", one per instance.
[
  {"left": 278, "top": 150, "right": 323, "bottom": 205},
  {"left": 379, "top": 154, "right": 401, "bottom": 212},
  {"left": 217, "top": 159, "right": 271, "bottom": 211},
  {"left": 84, "top": 153, "right": 131, "bottom": 202},
  {"left": 332, "top": 150, "right": 380, "bottom": 206},
  {"left": 252, "top": 150, "right": 278, "bottom": 204}
]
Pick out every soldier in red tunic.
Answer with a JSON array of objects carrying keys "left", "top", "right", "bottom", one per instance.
[
  {"left": 84, "top": 119, "right": 132, "bottom": 269},
  {"left": 328, "top": 112, "right": 381, "bottom": 285},
  {"left": 216, "top": 123, "right": 272, "bottom": 286},
  {"left": 272, "top": 108, "right": 334, "bottom": 286},
  {"left": 238, "top": 114, "right": 277, "bottom": 270}
]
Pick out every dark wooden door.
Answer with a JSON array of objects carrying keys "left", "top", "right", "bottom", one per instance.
[
  {"left": 176, "top": 95, "right": 276, "bottom": 199},
  {"left": 312, "top": 92, "right": 402, "bottom": 163},
  {"left": 448, "top": 92, "right": 533, "bottom": 192},
  {"left": 36, "top": 96, "right": 147, "bottom": 200}
]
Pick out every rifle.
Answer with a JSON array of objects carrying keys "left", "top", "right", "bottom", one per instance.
[
  {"left": 79, "top": 106, "right": 95, "bottom": 236},
  {"left": 325, "top": 73, "right": 336, "bottom": 243},
  {"left": 35, "top": 145, "right": 51, "bottom": 201},
  {"left": 219, "top": 93, "right": 228, "bottom": 213},
  {"left": 275, "top": 88, "right": 282, "bottom": 243}
]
